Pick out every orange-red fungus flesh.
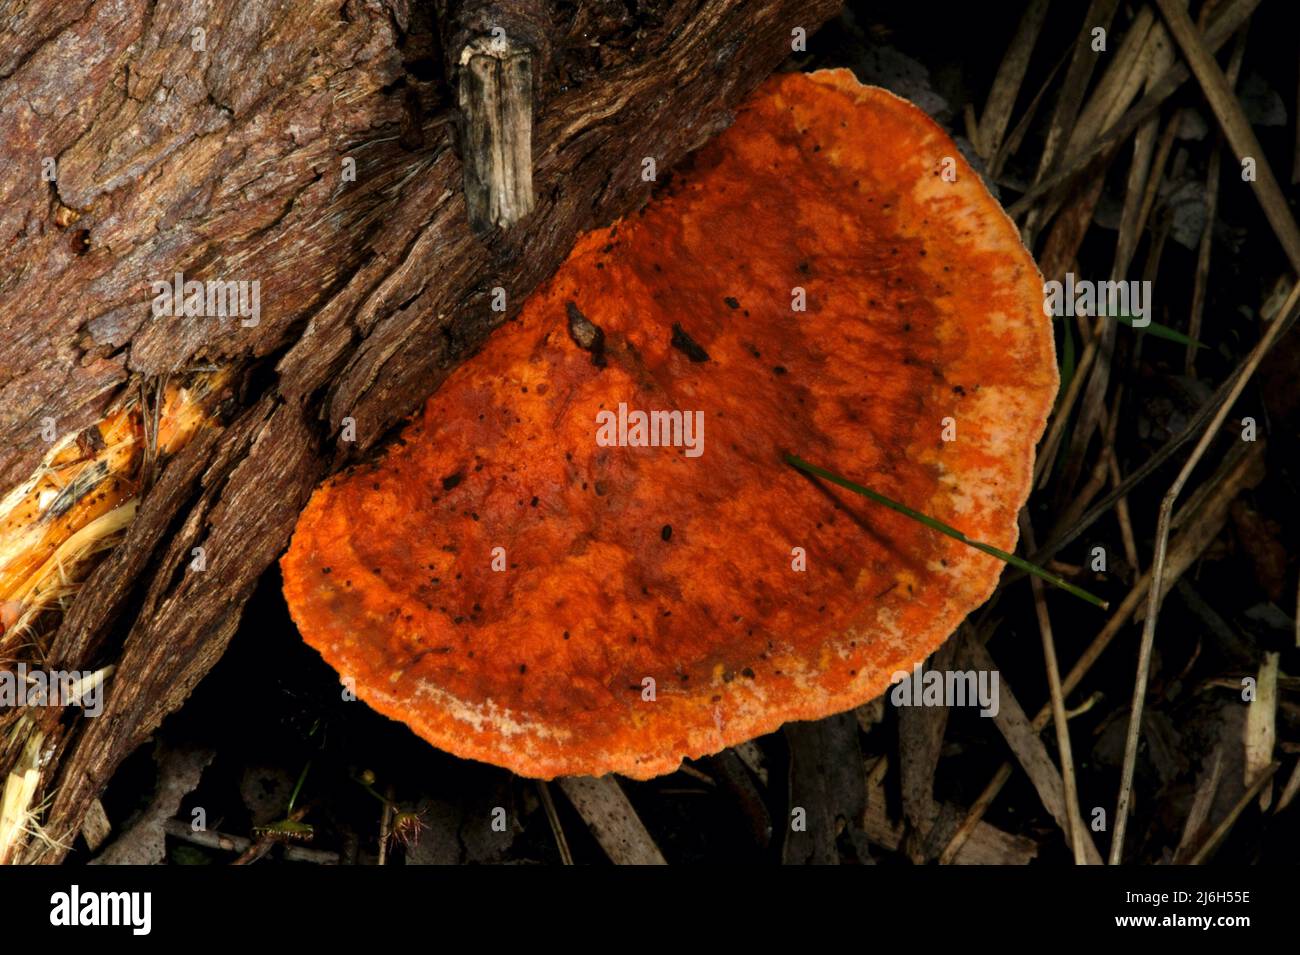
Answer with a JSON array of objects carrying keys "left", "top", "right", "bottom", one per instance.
[{"left": 282, "top": 70, "right": 1058, "bottom": 779}]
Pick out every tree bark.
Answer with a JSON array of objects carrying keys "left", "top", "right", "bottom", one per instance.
[{"left": 0, "top": 0, "right": 839, "bottom": 861}]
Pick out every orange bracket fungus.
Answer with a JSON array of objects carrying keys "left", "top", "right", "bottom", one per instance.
[{"left": 282, "top": 70, "right": 1058, "bottom": 779}]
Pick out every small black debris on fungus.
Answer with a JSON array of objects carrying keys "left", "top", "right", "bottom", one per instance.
[
  {"left": 661, "top": 524, "right": 672, "bottom": 541},
  {"left": 724, "top": 296, "right": 741, "bottom": 310},
  {"left": 566, "top": 301, "right": 607, "bottom": 366},
  {"left": 441, "top": 472, "right": 464, "bottom": 491},
  {"left": 670, "top": 323, "right": 710, "bottom": 362}
]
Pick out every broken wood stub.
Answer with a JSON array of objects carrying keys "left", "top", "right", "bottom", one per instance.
[
  {"left": 458, "top": 36, "right": 535, "bottom": 232},
  {"left": 440, "top": 1, "right": 553, "bottom": 233}
]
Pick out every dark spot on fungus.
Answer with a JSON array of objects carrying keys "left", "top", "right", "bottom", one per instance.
[{"left": 670, "top": 323, "right": 710, "bottom": 362}]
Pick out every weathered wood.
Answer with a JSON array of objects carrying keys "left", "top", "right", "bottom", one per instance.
[
  {"left": 0, "top": 0, "right": 839, "bottom": 862},
  {"left": 439, "top": 1, "right": 550, "bottom": 232},
  {"left": 456, "top": 34, "right": 536, "bottom": 232}
]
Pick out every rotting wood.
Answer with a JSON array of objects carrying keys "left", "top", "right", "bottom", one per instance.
[
  {"left": 0, "top": 0, "right": 841, "bottom": 863},
  {"left": 784, "top": 712, "right": 866, "bottom": 864}
]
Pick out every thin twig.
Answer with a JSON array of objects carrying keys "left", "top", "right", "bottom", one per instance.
[
  {"left": 1108, "top": 454, "right": 1140, "bottom": 570},
  {"left": 944, "top": 440, "right": 1265, "bottom": 862},
  {"left": 1186, "top": 762, "right": 1280, "bottom": 864},
  {"left": 377, "top": 784, "right": 394, "bottom": 866},
  {"left": 977, "top": 0, "right": 1051, "bottom": 164},
  {"left": 1154, "top": 0, "right": 1300, "bottom": 273},
  {"left": 1036, "top": 316, "right": 1102, "bottom": 488},
  {"left": 1007, "top": 0, "right": 1263, "bottom": 218},
  {"left": 1015, "top": 300, "right": 1299, "bottom": 579},
  {"left": 162, "top": 818, "right": 338, "bottom": 864},
  {"left": 536, "top": 781, "right": 573, "bottom": 866},
  {"left": 1174, "top": 747, "right": 1223, "bottom": 863},
  {"left": 1109, "top": 283, "right": 1300, "bottom": 863},
  {"left": 1020, "top": 513, "right": 1089, "bottom": 864},
  {"left": 1187, "top": 22, "right": 1248, "bottom": 375}
]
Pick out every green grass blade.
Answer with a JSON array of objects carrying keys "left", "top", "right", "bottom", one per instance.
[
  {"left": 1048, "top": 310, "right": 1206, "bottom": 349},
  {"left": 784, "top": 453, "right": 1109, "bottom": 610},
  {"left": 1113, "top": 312, "right": 1206, "bottom": 349}
]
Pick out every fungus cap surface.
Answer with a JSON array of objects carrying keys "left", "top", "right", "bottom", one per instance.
[{"left": 281, "top": 69, "right": 1058, "bottom": 779}]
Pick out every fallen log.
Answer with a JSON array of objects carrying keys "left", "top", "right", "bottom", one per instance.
[{"left": 0, "top": 0, "right": 839, "bottom": 862}]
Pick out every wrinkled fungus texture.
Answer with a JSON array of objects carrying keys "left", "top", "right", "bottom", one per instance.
[{"left": 282, "top": 70, "right": 1058, "bottom": 779}]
